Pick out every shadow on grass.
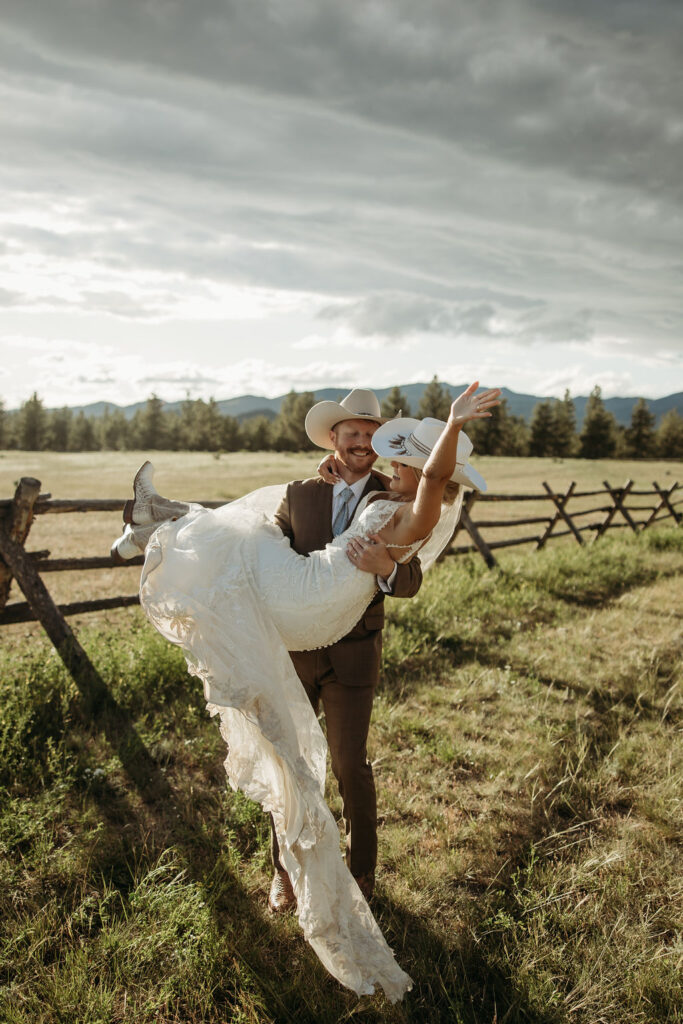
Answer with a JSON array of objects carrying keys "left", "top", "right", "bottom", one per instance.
[
  {"left": 371, "top": 890, "right": 563, "bottom": 1024},
  {"left": 64, "top": 645, "right": 569, "bottom": 1024}
]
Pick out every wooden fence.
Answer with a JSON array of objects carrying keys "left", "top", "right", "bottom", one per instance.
[{"left": 1, "top": 476, "right": 681, "bottom": 637}]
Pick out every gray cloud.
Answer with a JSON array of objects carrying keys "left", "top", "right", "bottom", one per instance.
[
  {"left": 0, "top": 0, "right": 681, "bottom": 362},
  {"left": 138, "top": 372, "right": 224, "bottom": 388},
  {"left": 319, "top": 295, "right": 500, "bottom": 338}
]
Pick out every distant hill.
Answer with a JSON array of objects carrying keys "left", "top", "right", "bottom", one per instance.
[{"left": 65, "top": 385, "right": 683, "bottom": 427}]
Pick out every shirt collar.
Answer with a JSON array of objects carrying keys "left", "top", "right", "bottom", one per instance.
[{"left": 333, "top": 474, "right": 371, "bottom": 500}]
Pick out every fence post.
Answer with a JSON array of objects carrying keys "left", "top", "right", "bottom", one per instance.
[
  {"left": 541, "top": 481, "right": 583, "bottom": 546},
  {"left": 460, "top": 498, "right": 497, "bottom": 568},
  {"left": 0, "top": 476, "right": 42, "bottom": 611},
  {"left": 601, "top": 480, "right": 637, "bottom": 535},
  {"left": 537, "top": 481, "right": 576, "bottom": 549},
  {"left": 645, "top": 481, "right": 681, "bottom": 528},
  {"left": 0, "top": 523, "right": 112, "bottom": 712}
]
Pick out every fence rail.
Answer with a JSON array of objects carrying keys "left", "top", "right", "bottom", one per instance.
[{"left": 1, "top": 476, "right": 681, "bottom": 634}]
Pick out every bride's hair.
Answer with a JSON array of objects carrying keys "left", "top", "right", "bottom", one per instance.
[
  {"left": 411, "top": 467, "right": 461, "bottom": 505},
  {"left": 381, "top": 465, "right": 462, "bottom": 506}
]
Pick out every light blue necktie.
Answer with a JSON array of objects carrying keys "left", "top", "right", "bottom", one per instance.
[{"left": 332, "top": 485, "right": 355, "bottom": 537}]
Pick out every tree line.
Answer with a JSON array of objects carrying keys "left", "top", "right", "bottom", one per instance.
[{"left": 1, "top": 380, "right": 682, "bottom": 459}]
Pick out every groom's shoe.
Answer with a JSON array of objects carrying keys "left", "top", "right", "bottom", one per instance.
[
  {"left": 268, "top": 869, "right": 296, "bottom": 914},
  {"left": 353, "top": 871, "right": 375, "bottom": 902}
]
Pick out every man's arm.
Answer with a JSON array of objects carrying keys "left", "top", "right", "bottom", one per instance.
[
  {"left": 348, "top": 533, "right": 423, "bottom": 597},
  {"left": 390, "top": 555, "right": 422, "bottom": 598}
]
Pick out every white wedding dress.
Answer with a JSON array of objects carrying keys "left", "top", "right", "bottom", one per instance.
[{"left": 138, "top": 485, "right": 461, "bottom": 1001}]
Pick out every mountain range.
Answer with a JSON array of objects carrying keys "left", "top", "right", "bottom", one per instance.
[{"left": 66, "top": 384, "right": 682, "bottom": 428}]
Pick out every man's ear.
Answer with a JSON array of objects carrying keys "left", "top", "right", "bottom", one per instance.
[{"left": 328, "top": 428, "right": 337, "bottom": 448}]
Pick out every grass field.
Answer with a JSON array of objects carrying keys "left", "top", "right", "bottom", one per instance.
[
  {"left": 0, "top": 449, "right": 681, "bottom": 1022},
  {"left": 1, "top": 450, "right": 681, "bottom": 629}
]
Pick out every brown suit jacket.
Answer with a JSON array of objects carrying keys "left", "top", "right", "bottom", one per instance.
[{"left": 273, "top": 472, "right": 423, "bottom": 687}]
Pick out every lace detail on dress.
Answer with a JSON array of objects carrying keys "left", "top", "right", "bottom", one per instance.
[{"left": 338, "top": 496, "right": 431, "bottom": 562}]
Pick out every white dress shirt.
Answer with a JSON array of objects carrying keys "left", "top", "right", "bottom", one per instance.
[{"left": 332, "top": 475, "right": 398, "bottom": 591}]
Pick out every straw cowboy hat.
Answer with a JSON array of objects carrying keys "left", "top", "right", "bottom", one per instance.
[
  {"left": 371, "top": 416, "right": 487, "bottom": 491},
  {"left": 305, "top": 388, "right": 389, "bottom": 450}
]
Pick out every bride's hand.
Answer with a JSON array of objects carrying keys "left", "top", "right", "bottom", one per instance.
[
  {"left": 449, "top": 381, "right": 502, "bottom": 425},
  {"left": 316, "top": 453, "right": 343, "bottom": 484}
]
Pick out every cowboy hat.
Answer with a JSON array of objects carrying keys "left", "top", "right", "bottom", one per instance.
[
  {"left": 371, "top": 416, "right": 487, "bottom": 491},
  {"left": 305, "top": 388, "right": 389, "bottom": 450}
]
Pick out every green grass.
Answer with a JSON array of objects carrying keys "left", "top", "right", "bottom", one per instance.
[{"left": 1, "top": 528, "right": 682, "bottom": 1022}]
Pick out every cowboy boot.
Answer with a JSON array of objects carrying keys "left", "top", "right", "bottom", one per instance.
[
  {"left": 110, "top": 522, "right": 159, "bottom": 564},
  {"left": 124, "top": 461, "right": 192, "bottom": 526}
]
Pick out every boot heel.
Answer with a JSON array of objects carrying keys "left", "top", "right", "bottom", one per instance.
[{"left": 123, "top": 499, "right": 135, "bottom": 524}]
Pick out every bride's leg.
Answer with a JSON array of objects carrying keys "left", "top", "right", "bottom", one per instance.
[{"left": 124, "top": 461, "right": 192, "bottom": 525}]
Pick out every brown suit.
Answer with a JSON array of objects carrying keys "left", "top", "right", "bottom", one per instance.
[{"left": 271, "top": 471, "right": 423, "bottom": 877}]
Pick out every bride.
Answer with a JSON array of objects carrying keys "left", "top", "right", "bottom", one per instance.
[{"left": 111, "top": 382, "right": 500, "bottom": 1003}]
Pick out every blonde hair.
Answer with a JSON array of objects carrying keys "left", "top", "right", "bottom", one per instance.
[{"left": 411, "top": 467, "right": 461, "bottom": 505}]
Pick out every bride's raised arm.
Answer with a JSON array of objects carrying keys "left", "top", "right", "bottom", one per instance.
[{"left": 403, "top": 382, "right": 501, "bottom": 538}]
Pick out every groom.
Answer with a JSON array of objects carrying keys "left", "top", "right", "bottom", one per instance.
[{"left": 268, "top": 388, "right": 423, "bottom": 912}]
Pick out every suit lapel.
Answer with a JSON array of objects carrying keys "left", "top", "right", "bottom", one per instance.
[{"left": 312, "top": 477, "right": 334, "bottom": 548}]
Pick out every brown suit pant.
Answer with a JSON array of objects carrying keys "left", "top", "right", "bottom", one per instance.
[{"left": 271, "top": 648, "right": 377, "bottom": 878}]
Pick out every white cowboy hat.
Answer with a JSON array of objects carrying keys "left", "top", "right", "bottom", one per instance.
[
  {"left": 371, "top": 416, "right": 487, "bottom": 491},
  {"left": 305, "top": 388, "right": 389, "bottom": 450}
]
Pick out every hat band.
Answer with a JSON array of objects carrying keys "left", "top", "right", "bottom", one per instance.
[
  {"left": 407, "top": 431, "right": 432, "bottom": 457},
  {"left": 387, "top": 429, "right": 467, "bottom": 470}
]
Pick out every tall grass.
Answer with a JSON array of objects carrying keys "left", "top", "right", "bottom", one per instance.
[{"left": 1, "top": 528, "right": 681, "bottom": 1022}]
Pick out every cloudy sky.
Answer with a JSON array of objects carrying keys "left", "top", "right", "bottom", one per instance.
[{"left": 2, "top": 0, "right": 682, "bottom": 409}]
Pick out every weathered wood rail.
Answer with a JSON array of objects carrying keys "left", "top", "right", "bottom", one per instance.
[
  {"left": 0, "top": 478, "right": 681, "bottom": 637},
  {"left": 447, "top": 480, "right": 681, "bottom": 568}
]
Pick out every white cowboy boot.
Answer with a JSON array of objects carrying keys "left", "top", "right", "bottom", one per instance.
[
  {"left": 124, "top": 461, "right": 192, "bottom": 525},
  {"left": 110, "top": 522, "right": 159, "bottom": 565}
]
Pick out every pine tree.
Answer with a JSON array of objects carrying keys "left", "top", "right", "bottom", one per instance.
[
  {"left": 417, "top": 376, "right": 451, "bottom": 420},
  {"left": 624, "top": 398, "right": 656, "bottom": 458},
  {"left": 18, "top": 392, "right": 48, "bottom": 450},
  {"left": 579, "top": 386, "right": 617, "bottom": 459},
  {"left": 48, "top": 407, "right": 73, "bottom": 451},
  {"left": 187, "top": 398, "right": 224, "bottom": 450},
  {"left": 242, "top": 415, "right": 272, "bottom": 451},
  {"left": 657, "top": 409, "right": 683, "bottom": 459},
  {"left": 503, "top": 411, "right": 529, "bottom": 456},
  {"left": 220, "top": 415, "right": 242, "bottom": 452},
  {"left": 139, "top": 394, "right": 167, "bottom": 449},
  {"left": 468, "top": 398, "right": 505, "bottom": 455},
  {"left": 175, "top": 396, "right": 196, "bottom": 449},
  {"left": 69, "top": 411, "right": 98, "bottom": 451},
  {"left": 529, "top": 400, "right": 555, "bottom": 456},
  {"left": 99, "top": 407, "right": 130, "bottom": 450},
  {"left": 273, "top": 391, "right": 316, "bottom": 451},
  {"left": 381, "top": 386, "right": 411, "bottom": 419},
  {"left": 551, "top": 390, "right": 576, "bottom": 457}
]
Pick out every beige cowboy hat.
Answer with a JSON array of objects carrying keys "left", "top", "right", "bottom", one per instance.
[
  {"left": 371, "top": 416, "right": 487, "bottom": 491},
  {"left": 305, "top": 388, "right": 389, "bottom": 450}
]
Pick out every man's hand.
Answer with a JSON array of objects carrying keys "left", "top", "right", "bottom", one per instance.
[{"left": 346, "top": 533, "right": 396, "bottom": 579}]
